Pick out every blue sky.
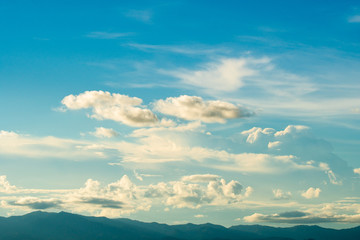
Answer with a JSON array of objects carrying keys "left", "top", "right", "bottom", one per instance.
[{"left": 1, "top": 0, "right": 360, "bottom": 228}]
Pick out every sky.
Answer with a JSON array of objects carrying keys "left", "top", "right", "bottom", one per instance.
[{"left": 0, "top": 0, "right": 360, "bottom": 228}]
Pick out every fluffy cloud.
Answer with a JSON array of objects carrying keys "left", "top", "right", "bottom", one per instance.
[
  {"left": 301, "top": 187, "right": 321, "bottom": 199},
  {"left": 145, "top": 177, "right": 252, "bottom": 209},
  {"left": 0, "top": 176, "right": 17, "bottom": 193},
  {"left": 273, "top": 189, "right": 292, "bottom": 200},
  {"left": 154, "top": 95, "right": 252, "bottom": 123},
  {"left": 164, "top": 57, "right": 270, "bottom": 92},
  {"left": 0, "top": 174, "right": 251, "bottom": 216},
  {"left": 354, "top": 168, "right": 360, "bottom": 175},
  {"left": 90, "top": 127, "right": 119, "bottom": 138},
  {"left": 61, "top": 91, "right": 160, "bottom": 127}
]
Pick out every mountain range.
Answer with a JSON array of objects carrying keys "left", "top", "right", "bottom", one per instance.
[{"left": 0, "top": 211, "right": 358, "bottom": 240}]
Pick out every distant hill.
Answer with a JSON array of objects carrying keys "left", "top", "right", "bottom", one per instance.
[{"left": 0, "top": 211, "right": 358, "bottom": 240}]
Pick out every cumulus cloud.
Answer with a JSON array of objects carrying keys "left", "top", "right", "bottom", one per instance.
[
  {"left": 90, "top": 127, "right": 119, "bottom": 138},
  {"left": 0, "top": 174, "right": 251, "bottom": 217},
  {"left": 0, "top": 130, "right": 19, "bottom": 137},
  {"left": 0, "top": 176, "right": 17, "bottom": 193},
  {"left": 61, "top": 91, "right": 161, "bottom": 127},
  {"left": 163, "top": 57, "right": 270, "bottom": 93},
  {"left": 354, "top": 168, "right": 360, "bottom": 175},
  {"left": 301, "top": 187, "right": 321, "bottom": 199},
  {"left": 146, "top": 177, "right": 252, "bottom": 209},
  {"left": 241, "top": 127, "right": 275, "bottom": 143},
  {"left": 154, "top": 95, "right": 252, "bottom": 123},
  {"left": 273, "top": 189, "right": 292, "bottom": 200}
]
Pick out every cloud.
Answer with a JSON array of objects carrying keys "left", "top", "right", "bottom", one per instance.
[
  {"left": 0, "top": 130, "right": 103, "bottom": 160},
  {"left": 181, "top": 174, "right": 220, "bottom": 182},
  {"left": 273, "top": 189, "right": 292, "bottom": 200},
  {"left": 301, "top": 187, "right": 321, "bottom": 199},
  {"left": 86, "top": 32, "right": 132, "bottom": 39},
  {"left": 243, "top": 211, "right": 337, "bottom": 224},
  {"left": 125, "top": 10, "right": 152, "bottom": 23},
  {"left": 241, "top": 127, "right": 275, "bottom": 144},
  {"left": 90, "top": 127, "right": 119, "bottom": 138},
  {"left": 354, "top": 168, "right": 360, "bottom": 175},
  {"left": 146, "top": 177, "right": 252, "bottom": 209},
  {"left": 0, "top": 176, "right": 17, "bottom": 193},
  {"left": 244, "top": 210, "right": 360, "bottom": 224},
  {"left": 61, "top": 91, "right": 162, "bottom": 127},
  {"left": 163, "top": 57, "right": 270, "bottom": 93},
  {"left": 0, "top": 174, "right": 251, "bottom": 217},
  {"left": 9, "top": 197, "right": 62, "bottom": 210},
  {"left": 348, "top": 15, "right": 360, "bottom": 23},
  {"left": 126, "top": 43, "right": 229, "bottom": 55},
  {"left": 154, "top": 95, "right": 253, "bottom": 123},
  {"left": 0, "top": 130, "right": 18, "bottom": 137},
  {"left": 194, "top": 214, "right": 205, "bottom": 218}
]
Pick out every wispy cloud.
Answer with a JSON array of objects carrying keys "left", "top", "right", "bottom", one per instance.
[
  {"left": 86, "top": 32, "right": 132, "bottom": 39},
  {"left": 125, "top": 10, "right": 152, "bottom": 23},
  {"left": 126, "top": 43, "right": 230, "bottom": 55},
  {"left": 348, "top": 15, "right": 360, "bottom": 23}
]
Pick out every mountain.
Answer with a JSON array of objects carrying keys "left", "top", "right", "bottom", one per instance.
[{"left": 0, "top": 211, "right": 358, "bottom": 240}]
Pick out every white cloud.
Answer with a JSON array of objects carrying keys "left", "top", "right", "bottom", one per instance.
[
  {"left": 354, "top": 168, "right": 360, "bottom": 175},
  {"left": 194, "top": 214, "right": 205, "bottom": 218},
  {"left": 0, "top": 176, "right": 17, "bottom": 193},
  {"left": 0, "top": 131, "right": 101, "bottom": 159},
  {"left": 86, "top": 32, "right": 132, "bottom": 39},
  {"left": 61, "top": 91, "right": 161, "bottom": 127},
  {"left": 181, "top": 174, "right": 220, "bottom": 182},
  {"left": 301, "top": 187, "right": 321, "bottom": 199},
  {"left": 0, "top": 130, "right": 19, "bottom": 138},
  {"left": 125, "top": 10, "right": 152, "bottom": 23},
  {"left": 90, "top": 127, "right": 119, "bottom": 138},
  {"left": 348, "top": 15, "right": 360, "bottom": 23},
  {"left": 163, "top": 57, "right": 270, "bottom": 93},
  {"left": 273, "top": 189, "right": 292, "bottom": 200},
  {"left": 274, "top": 125, "right": 309, "bottom": 137},
  {"left": 241, "top": 127, "right": 275, "bottom": 143},
  {"left": 154, "top": 95, "right": 253, "bottom": 123}
]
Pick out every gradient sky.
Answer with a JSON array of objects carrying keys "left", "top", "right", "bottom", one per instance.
[{"left": 1, "top": 0, "right": 360, "bottom": 228}]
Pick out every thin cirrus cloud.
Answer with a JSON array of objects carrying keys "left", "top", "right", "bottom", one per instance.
[
  {"left": 348, "top": 15, "right": 360, "bottom": 23},
  {"left": 86, "top": 32, "right": 132, "bottom": 39},
  {"left": 162, "top": 57, "right": 270, "bottom": 93},
  {"left": 124, "top": 9, "right": 152, "bottom": 23}
]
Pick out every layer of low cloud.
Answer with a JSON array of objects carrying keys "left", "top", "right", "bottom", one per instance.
[
  {"left": 0, "top": 174, "right": 251, "bottom": 217},
  {"left": 243, "top": 210, "right": 360, "bottom": 224}
]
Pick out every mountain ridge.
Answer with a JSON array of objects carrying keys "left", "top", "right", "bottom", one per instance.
[{"left": 0, "top": 211, "right": 358, "bottom": 240}]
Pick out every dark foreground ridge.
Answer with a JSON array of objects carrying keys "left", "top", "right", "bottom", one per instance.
[{"left": 0, "top": 211, "right": 359, "bottom": 240}]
